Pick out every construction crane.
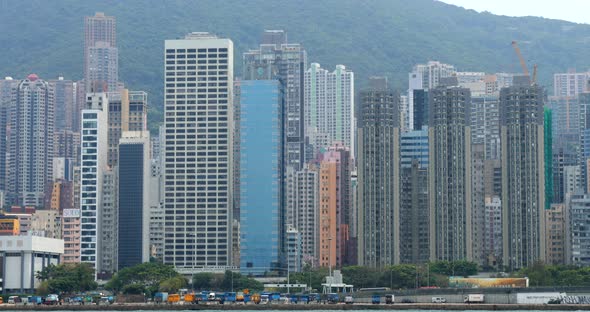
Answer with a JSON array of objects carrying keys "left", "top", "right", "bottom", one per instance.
[
  {"left": 511, "top": 40, "right": 538, "bottom": 85},
  {"left": 511, "top": 41, "right": 529, "bottom": 77}
]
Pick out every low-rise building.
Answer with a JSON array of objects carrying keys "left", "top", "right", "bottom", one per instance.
[
  {"left": 30, "top": 210, "right": 61, "bottom": 239},
  {"left": 0, "top": 235, "right": 64, "bottom": 293},
  {"left": 61, "top": 209, "right": 81, "bottom": 263}
]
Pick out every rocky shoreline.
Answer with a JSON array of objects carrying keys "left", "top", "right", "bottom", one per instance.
[{"left": 1, "top": 303, "right": 590, "bottom": 311}]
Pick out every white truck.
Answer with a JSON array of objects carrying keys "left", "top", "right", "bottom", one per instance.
[
  {"left": 464, "top": 294, "right": 484, "bottom": 303},
  {"left": 516, "top": 292, "right": 563, "bottom": 304}
]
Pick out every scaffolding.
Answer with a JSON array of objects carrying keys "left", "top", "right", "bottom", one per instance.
[{"left": 544, "top": 107, "right": 553, "bottom": 209}]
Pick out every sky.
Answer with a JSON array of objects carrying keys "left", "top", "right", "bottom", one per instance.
[{"left": 439, "top": 0, "right": 590, "bottom": 24}]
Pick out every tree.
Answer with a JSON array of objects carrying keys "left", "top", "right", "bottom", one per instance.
[
  {"left": 106, "top": 262, "right": 182, "bottom": 296},
  {"left": 341, "top": 266, "right": 380, "bottom": 288},
  {"left": 429, "top": 260, "right": 478, "bottom": 277},
  {"left": 288, "top": 267, "right": 329, "bottom": 291},
  {"left": 192, "top": 273, "right": 215, "bottom": 290},
  {"left": 160, "top": 276, "right": 188, "bottom": 293},
  {"left": 35, "top": 263, "right": 97, "bottom": 294},
  {"left": 122, "top": 283, "right": 145, "bottom": 295},
  {"left": 192, "top": 271, "right": 263, "bottom": 292}
]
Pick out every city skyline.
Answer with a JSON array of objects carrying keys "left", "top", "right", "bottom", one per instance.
[{"left": 3, "top": 3, "right": 590, "bottom": 294}]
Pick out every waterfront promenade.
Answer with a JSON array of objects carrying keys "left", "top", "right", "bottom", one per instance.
[{"left": 1, "top": 303, "right": 590, "bottom": 311}]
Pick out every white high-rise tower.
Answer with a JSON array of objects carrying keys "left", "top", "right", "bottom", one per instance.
[
  {"left": 163, "top": 33, "right": 234, "bottom": 272},
  {"left": 304, "top": 63, "right": 354, "bottom": 158}
]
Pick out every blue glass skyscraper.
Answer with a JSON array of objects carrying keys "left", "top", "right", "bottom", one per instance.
[{"left": 240, "top": 80, "right": 283, "bottom": 275}]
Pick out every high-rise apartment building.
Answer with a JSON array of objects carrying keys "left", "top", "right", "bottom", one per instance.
[
  {"left": 49, "top": 77, "right": 77, "bottom": 132},
  {"left": 358, "top": 77, "right": 400, "bottom": 267},
  {"left": 286, "top": 226, "right": 302, "bottom": 273},
  {"left": 318, "top": 161, "right": 337, "bottom": 269},
  {"left": 470, "top": 95, "right": 500, "bottom": 160},
  {"left": 399, "top": 127, "right": 429, "bottom": 264},
  {"left": 569, "top": 194, "right": 590, "bottom": 266},
  {"left": 239, "top": 80, "right": 282, "bottom": 275},
  {"left": 54, "top": 130, "right": 80, "bottom": 167},
  {"left": 553, "top": 71, "right": 589, "bottom": 98},
  {"left": 552, "top": 145, "right": 578, "bottom": 204},
  {"left": 0, "top": 78, "right": 18, "bottom": 203},
  {"left": 428, "top": 77, "right": 472, "bottom": 262},
  {"left": 44, "top": 180, "right": 74, "bottom": 211},
  {"left": 579, "top": 93, "right": 590, "bottom": 190},
  {"left": 285, "top": 165, "right": 319, "bottom": 266},
  {"left": 107, "top": 89, "right": 148, "bottom": 166},
  {"left": 408, "top": 61, "right": 456, "bottom": 130},
  {"left": 84, "top": 12, "right": 118, "bottom": 93},
  {"left": 118, "top": 131, "right": 151, "bottom": 270},
  {"left": 304, "top": 63, "right": 354, "bottom": 158},
  {"left": 100, "top": 169, "right": 118, "bottom": 275},
  {"left": 545, "top": 203, "right": 566, "bottom": 265},
  {"left": 163, "top": 33, "right": 234, "bottom": 270},
  {"left": 399, "top": 160, "right": 429, "bottom": 264},
  {"left": 483, "top": 196, "right": 502, "bottom": 267},
  {"left": 7, "top": 74, "right": 54, "bottom": 208},
  {"left": 549, "top": 96, "right": 580, "bottom": 167},
  {"left": 471, "top": 144, "right": 486, "bottom": 266},
  {"left": 484, "top": 159, "right": 502, "bottom": 197},
  {"left": 243, "top": 30, "right": 307, "bottom": 171},
  {"left": 79, "top": 93, "right": 109, "bottom": 272},
  {"left": 412, "top": 89, "right": 429, "bottom": 130},
  {"left": 318, "top": 144, "right": 352, "bottom": 266},
  {"left": 500, "top": 76, "right": 546, "bottom": 270},
  {"left": 564, "top": 165, "right": 583, "bottom": 197}
]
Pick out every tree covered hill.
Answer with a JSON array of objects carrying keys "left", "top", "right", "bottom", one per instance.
[{"left": 2, "top": 0, "right": 590, "bottom": 127}]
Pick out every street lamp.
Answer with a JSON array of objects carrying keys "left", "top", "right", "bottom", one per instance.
[
  {"left": 328, "top": 236, "right": 333, "bottom": 293},
  {"left": 185, "top": 233, "right": 197, "bottom": 291}
]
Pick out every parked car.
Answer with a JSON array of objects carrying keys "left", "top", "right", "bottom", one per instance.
[
  {"left": 372, "top": 294, "right": 381, "bottom": 304},
  {"left": 401, "top": 298, "right": 415, "bottom": 303},
  {"left": 8, "top": 296, "right": 21, "bottom": 304},
  {"left": 44, "top": 294, "right": 59, "bottom": 305},
  {"left": 432, "top": 297, "right": 447, "bottom": 303},
  {"left": 385, "top": 295, "right": 395, "bottom": 304}
]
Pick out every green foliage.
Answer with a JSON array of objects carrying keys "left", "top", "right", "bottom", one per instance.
[
  {"left": 192, "top": 272, "right": 215, "bottom": 290},
  {"left": 288, "top": 267, "right": 329, "bottom": 291},
  {"left": 159, "top": 276, "right": 188, "bottom": 293},
  {"left": 105, "top": 262, "right": 181, "bottom": 296},
  {"left": 35, "top": 263, "right": 97, "bottom": 294},
  {"left": 516, "top": 262, "right": 590, "bottom": 287},
  {"left": 191, "top": 271, "right": 263, "bottom": 292},
  {"left": 36, "top": 281, "right": 50, "bottom": 296},
  {"left": 1, "top": 0, "right": 587, "bottom": 132},
  {"left": 429, "top": 260, "right": 478, "bottom": 277},
  {"left": 122, "top": 283, "right": 146, "bottom": 295}
]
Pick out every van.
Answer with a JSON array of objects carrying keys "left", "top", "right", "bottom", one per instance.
[
  {"left": 8, "top": 296, "right": 20, "bottom": 304},
  {"left": 432, "top": 297, "right": 447, "bottom": 303},
  {"left": 345, "top": 295, "right": 354, "bottom": 304},
  {"left": 260, "top": 294, "right": 269, "bottom": 304}
]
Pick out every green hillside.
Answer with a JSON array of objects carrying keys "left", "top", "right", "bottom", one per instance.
[{"left": 2, "top": 0, "right": 590, "bottom": 129}]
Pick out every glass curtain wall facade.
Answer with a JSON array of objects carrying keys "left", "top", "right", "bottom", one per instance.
[{"left": 239, "top": 80, "right": 283, "bottom": 275}]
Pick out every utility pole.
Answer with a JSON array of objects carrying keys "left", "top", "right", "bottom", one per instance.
[{"left": 328, "top": 236, "right": 333, "bottom": 293}]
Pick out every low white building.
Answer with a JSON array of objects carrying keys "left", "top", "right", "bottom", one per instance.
[{"left": 0, "top": 235, "right": 64, "bottom": 293}]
